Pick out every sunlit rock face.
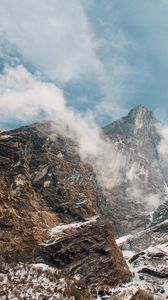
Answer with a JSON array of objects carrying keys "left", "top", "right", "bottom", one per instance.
[
  {"left": 102, "top": 105, "right": 168, "bottom": 235},
  {"left": 0, "top": 121, "right": 131, "bottom": 296}
]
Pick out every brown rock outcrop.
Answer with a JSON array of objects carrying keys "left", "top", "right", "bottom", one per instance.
[{"left": 0, "top": 121, "right": 131, "bottom": 290}]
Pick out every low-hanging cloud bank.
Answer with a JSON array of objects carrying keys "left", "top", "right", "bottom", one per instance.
[{"left": 0, "top": 65, "right": 126, "bottom": 189}]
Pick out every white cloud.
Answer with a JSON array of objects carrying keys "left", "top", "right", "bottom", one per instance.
[
  {"left": 2, "top": 0, "right": 168, "bottom": 123},
  {"left": 126, "top": 182, "right": 161, "bottom": 210},
  {"left": 0, "top": 0, "right": 138, "bottom": 121},
  {"left": 0, "top": 65, "right": 126, "bottom": 189},
  {"left": 0, "top": 0, "right": 101, "bottom": 83},
  {"left": 157, "top": 125, "right": 168, "bottom": 161},
  {"left": 0, "top": 65, "right": 65, "bottom": 122}
]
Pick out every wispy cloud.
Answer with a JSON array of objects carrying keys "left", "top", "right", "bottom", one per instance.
[
  {"left": 0, "top": 64, "right": 126, "bottom": 190},
  {"left": 2, "top": 1, "right": 167, "bottom": 124},
  {"left": 0, "top": 65, "right": 65, "bottom": 126},
  {"left": 157, "top": 125, "right": 168, "bottom": 162},
  {"left": 0, "top": 0, "right": 101, "bottom": 83},
  {"left": 0, "top": 0, "right": 138, "bottom": 122}
]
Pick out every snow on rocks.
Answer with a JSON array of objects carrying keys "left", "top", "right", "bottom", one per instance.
[
  {"left": 0, "top": 263, "right": 67, "bottom": 300},
  {"left": 146, "top": 242, "right": 168, "bottom": 257},
  {"left": 49, "top": 215, "right": 99, "bottom": 236},
  {"left": 43, "top": 180, "right": 51, "bottom": 188},
  {"left": 123, "top": 243, "right": 168, "bottom": 299},
  {"left": 116, "top": 234, "right": 133, "bottom": 249},
  {"left": 116, "top": 231, "right": 168, "bottom": 299},
  {"left": 32, "top": 263, "right": 55, "bottom": 272},
  {"left": 0, "top": 263, "right": 87, "bottom": 300},
  {"left": 41, "top": 215, "right": 100, "bottom": 247},
  {"left": 0, "top": 134, "right": 12, "bottom": 139}
]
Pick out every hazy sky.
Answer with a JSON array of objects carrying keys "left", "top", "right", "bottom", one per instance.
[{"left": 0, "top": 0, "right": 168, "bottom": 127}]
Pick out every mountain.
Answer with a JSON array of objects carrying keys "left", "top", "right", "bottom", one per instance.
[
  {"left": 0, "top": 107, "right": 167, "bottom": 299},
  {"left": 102, "top": 105, "right": 167, "bottom": 236},
  {"left": 0, "top": 122, "right": 131, "bottom": 299},
  {"left": 102, "top": 105, "right": 168, "bottom": 299}
]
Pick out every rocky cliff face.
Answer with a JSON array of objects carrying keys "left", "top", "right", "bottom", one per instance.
[
  {"left": 101, "top": 106, "right": 168, "bottom": 299},
  {"left": 102, "top": 105, "right": 167, "bottom": 235},
  {"left": 0, "top": 121, "right": 131, "bottom": 298}
]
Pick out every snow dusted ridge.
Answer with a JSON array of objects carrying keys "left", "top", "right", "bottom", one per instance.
[
  {"left": 50, "top": 215, "right": 99, "bottom": 236},
  {"left": 116, "top": 233, "right": 168, "bottom": 299},
  {"left": 41, "top": 215, "right": 100, "bottom": 246},
  {"left": 116, "top": 219, "right": 168, "bottom": 252}
]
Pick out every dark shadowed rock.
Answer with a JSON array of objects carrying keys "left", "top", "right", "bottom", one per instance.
[{"left": 138, "top": 267, "right": 168, "bottom": 279}]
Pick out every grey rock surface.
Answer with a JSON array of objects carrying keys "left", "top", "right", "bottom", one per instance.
[{"left": 102, "top": 105, "right": 168, "bottom": 235}]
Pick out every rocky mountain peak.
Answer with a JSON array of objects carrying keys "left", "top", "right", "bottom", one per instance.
[
  {"left": 128, "top": 105, "right": 152, "bottom": 118},
  {"left": 127, "top": 105, "right": 156, "bottom": 126},
  {"left": 102, "top": 106, "right": 165, "bottom": 237},
  {"left": 103, "top": 105, "right": 159, "bottom": 140}
]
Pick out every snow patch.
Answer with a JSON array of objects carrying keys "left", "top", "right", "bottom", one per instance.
[
  {"left": 32, "top": 263, "right": 55, "bottom": 272},
  {"left": 50, "top": 215, "right": 99, "bottom": 236},
  {"left": 0, "top": 263, "right": 69, "bottom": 300},
  {"left": 0, "top": 134, "right": 12, "bottom": 139},
  {"left": 43, "top": 180, "right": 51, "bottom": 188},
  {"left": 116, "top": 234, "right": 133, "bottom": 248}
]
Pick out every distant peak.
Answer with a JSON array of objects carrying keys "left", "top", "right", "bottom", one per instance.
[
  {"left": 103, "top": 105, "right": 158, "bottom": 136},
  {"left": 126, "top": 105, "right": 156, "bottom": 123},
  {"left": 128, "top": 105, "right": 150, "bottom": 117}
]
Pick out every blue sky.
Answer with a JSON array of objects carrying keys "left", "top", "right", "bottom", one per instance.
[{"left": 0, "top": 0, "right": 168, "bottom": 128}]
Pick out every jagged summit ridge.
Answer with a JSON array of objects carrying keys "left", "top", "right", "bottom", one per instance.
[
  {"left": 128, "top": 104, "right": 152, "bottom": 116},
  {"left": 103, "top": 105, "right": 158, "bottom": 138},
  {"left": 127, "top": 104, "right": 156, "bottom": 122}
]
